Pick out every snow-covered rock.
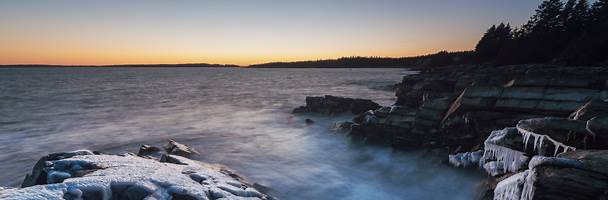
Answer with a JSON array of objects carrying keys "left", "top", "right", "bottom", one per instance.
[{"left": 2, "top": 150, "right": 272, "bottom": 200}]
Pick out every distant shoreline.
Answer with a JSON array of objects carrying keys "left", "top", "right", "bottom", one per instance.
[{"left": 0, "top": 63, "right": 241, "bottom": 68}]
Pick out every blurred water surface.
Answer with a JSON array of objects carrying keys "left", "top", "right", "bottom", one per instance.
[{"left": 0, "top": 67, "right": 482, "bottom": 199}]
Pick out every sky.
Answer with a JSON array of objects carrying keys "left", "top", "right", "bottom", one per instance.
[{"left": 0, "top": 0, "right": 543, "bottom": 65}]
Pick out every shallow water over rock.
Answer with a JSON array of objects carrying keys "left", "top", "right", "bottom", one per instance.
[{"left": 0, "top": 67, "right": 483, "bottom": 199}]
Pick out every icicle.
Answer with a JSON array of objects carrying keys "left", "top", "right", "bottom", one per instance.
[
  {"left": 538, "top": 135, "right": 544, "bottom": 153},
  {"left": 517, "top": 125, "right": 576, "bottom": 157},
  {"left": 533, "top": 134, "right": 539, "bottom": 151},
  {"left": 553, "top": 145, "right": 561, "bottom": 157},
  {"left": 494, "top": 171, "right": 529, "bottom": 200},
  {"left": 521, "top": 169, "right": 536, "bottom": 200},
  {"left": 523, "top": 131, "right": 531, "bottom": 150},
  {"left": 482, "top": 144, "right": 527, "bottom": 173}
]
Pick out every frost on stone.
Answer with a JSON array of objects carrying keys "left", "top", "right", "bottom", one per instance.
[
  {"left": 493, "top": 156, "right": 586, "bottom": 200},
  {"left": 527, "top": 156, "right": 584, "bottom": 173},
  {"left": 448, "top": 150, "right": 483, "bottom": 168},
  {"left": 482, "top": 144, "right": 529, "bottom": 174},
  {"left": 482, "top": 161, "right": 505, "bottom": 177},
  {"left": 481, "top": 128, "right": 529, "bottom": 174},
  {"left": 493, "top": 168, "right": 538, "bottom": 200},
  {"left": 493, "top": 169, "right": 537, "bottom": 200},
  {"left": 494, "top": 171, "right": 529, "bottom": 200},
  {"left": 518, "top": 157, "right": 582, "bottom": 200},
  {"left": 3, "top": 153, "right": 271, "bottom": 200},
  {"left": 518, "top": 123, "right": 577, "bottom": 157},
  {"left": 520, "top": 169, "right": 537, "bottom": 200},
  {"left": 0, "top": 184, "right": 67, "bottom": 200}
]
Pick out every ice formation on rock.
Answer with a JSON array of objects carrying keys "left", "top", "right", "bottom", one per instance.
[
  {"left": 482, "top": 144, "right": 528, "bottom": 173},
  {"left": 481, "top": 128, "right": 529, "bottom": 174},
  {"left": 517, "top": 124, "right": 576, "bottom": 157},
  {"left": 448, "top": 150, "right": 483, "bottom": 168},
  {"left": 482, "top": 161, "right": 505, "bottom": 177},
  {"left": 1, "top": 153, "right": 271, "bottom": 200},
  {"left": 493, "top": 171, "right": 529, "bottom": 200},
  {"left": 526, "top": 156, "right": 584, "bottom": 172},
  {"left": 520, "top": 169, "right": 536, "bottom": 200}
]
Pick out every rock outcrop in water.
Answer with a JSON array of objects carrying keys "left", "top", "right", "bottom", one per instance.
[
  {"left": 352, "top": 65, "right": 608, "bottom": 152},
  {"left": 1, "top": 141, "right": 273, "bottom": 200},
  {"left": 292, "top": 95, "right": 380, "bottom": 115},
  {"left": 293, "top": 64, "right": 608, "bottom": 200}
]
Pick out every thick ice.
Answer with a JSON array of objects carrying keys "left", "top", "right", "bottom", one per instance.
[
  {"left": 481, "top": 129, "right": 529, "bottom": 174},
  {"left": 494, "top": 171, "right": 529, "bottom": 200},
  {"left": 482, "top": 144, "right": 529, "bottom": 174},
  {"left": 448, "top": 150, "right": 483, "bottom": 168}
]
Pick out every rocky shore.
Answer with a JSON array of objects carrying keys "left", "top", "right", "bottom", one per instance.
[
  {"left": 294, "top": 64, "right": 608, "bottom": 200},
  {"left": 0, "top": 141, "right": 273, "bottom": 200}
]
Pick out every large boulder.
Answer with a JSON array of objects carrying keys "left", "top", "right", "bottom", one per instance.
[
  {"left": 587, "top": 116, "right": 608, "bottom": 136},
  {"left": 493, "top": 151, "right": 608, "bottom": 200},
  {"left": 516, "top": 117, "right": 589, "bottom": 152},
  {"left": 4, "top": 150, "right": 272, "bottom": 200}
]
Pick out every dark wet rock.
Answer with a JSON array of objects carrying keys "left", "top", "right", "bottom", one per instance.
[
  {"left": 570, "top": 99, "right": 608, "bottom": 120},
  {"left": 164, "top": 139, "right": 200, "bottom": 158},
  {"left": 587, "top": 116, "right": 608, "bottom": 135},
  {"left": 305, "top": 118, "right": 314, "bottom": 124},
  {"left": 331, "top": 121, "right": 355, "bottom": 131},
  {"left": 137, "top": 144, "right": 163, "bottom": 159},
  {"left": 293, "top": 95, "right": 380, "bottom": 115},
  {"left": 350, "top": 106, "right": 423, "bottom": 147}
]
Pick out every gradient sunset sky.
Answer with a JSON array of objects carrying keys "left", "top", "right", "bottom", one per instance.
[{"left": 0, "top": 0, "right": 542, "bottom": 65}]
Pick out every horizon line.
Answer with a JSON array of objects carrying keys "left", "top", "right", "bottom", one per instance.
[{"left": 0, "top": 50, "right": 473, "bottom": 67}]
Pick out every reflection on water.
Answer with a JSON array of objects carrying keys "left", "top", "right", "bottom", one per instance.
[{"left": 0, "top": 67, "right": 482, "bottom": 199}]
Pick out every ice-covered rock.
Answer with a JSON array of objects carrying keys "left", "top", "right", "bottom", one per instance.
[
  {"left": 481, "top": 128, "right": 530, "bottom": 174},
  {"left": 3, "top": 151, "right": 272, "bottom": 200},
  {"left": 493, "top": 151, "right": 608, "bottom": 200},
  {"left": 493, "top": 171, "right": 529, "bottom": 200},
  {"left": 516, "top": 118, "right": 582, "bottom": 156},
  {"left": 448, "top": 150, "right": 483, "bottom": 168}
]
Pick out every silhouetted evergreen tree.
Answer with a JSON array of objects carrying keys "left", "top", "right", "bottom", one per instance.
[
  {"left": 521, "top": 0, "right": 564, "bottom": 62},
  {"left": 559, "top": 0, "right": 608, "bottom": 64},
  {"left": 475, "top": 23, "right": 512, "bottom": 63},
  {"left": 562, "top": 0, "right": 589, "bottom": 37}
]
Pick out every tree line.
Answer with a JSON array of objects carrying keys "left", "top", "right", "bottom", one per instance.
[
  {"left": 251, "top": 0, "right": 607, "bottom": 68},
  {"left": 475, "top": 0, "right": 608, "bottom": 65}
]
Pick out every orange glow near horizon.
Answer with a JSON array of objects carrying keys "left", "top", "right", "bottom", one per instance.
[
  {"left": 0, "top": 27, "right": 479, "bottom": 66},
  {"left": 0, "top": 1, "right": 538, "bottom": 66}
]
